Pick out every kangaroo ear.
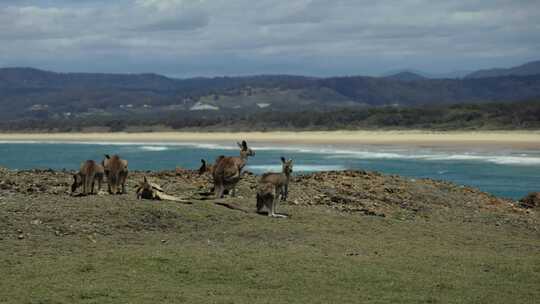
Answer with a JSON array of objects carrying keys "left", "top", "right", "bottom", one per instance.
[
  {"left": 280, "top": 156, "right": 286, "bottom": 163},
  {"left": 143, "top": 176, "right": 148, "bottom": 183},
  {"left": 198, "top": 162, "right": 206, "bottom": 174},
  {"left": 242, "top": 140, "right": 248, "bottom": 149},
  {"left": 104, "top": 154, "right": 110, "bottom": 159},
  {"left": 237, "top": 142, "right": 243, "bottom": 148},
  {"left": 201, "top": 159, "right": 206, "bottom": 165}
]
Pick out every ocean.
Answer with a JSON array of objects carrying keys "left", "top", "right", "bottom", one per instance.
[{"left": 0, "top": 141, "right": 539, "bottom": 200}]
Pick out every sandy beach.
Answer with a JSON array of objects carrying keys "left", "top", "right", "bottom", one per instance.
[{"left": 1, "top": 130, "right": 540, "bottom": 149}]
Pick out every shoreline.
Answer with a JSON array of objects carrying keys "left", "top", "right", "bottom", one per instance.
[{"left": 1, "top": 130, "right": 540, "bottom": 149}]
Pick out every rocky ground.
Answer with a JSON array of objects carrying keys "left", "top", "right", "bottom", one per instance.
[{"left": 1, "top": 166, "right": 537, "bottom": 233}]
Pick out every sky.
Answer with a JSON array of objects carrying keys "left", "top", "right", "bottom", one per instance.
[{"left": 0, "top": 0, "right": 539, "bottom": 78}]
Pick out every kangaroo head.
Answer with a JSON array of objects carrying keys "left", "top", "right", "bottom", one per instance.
[
  {"left": 237, "top": 140, "right": 255, "bottom": 158},
  {"left": 71, "top": 173, "right": 82, "bottom": 193},
  {"left": 281, "top": 157, "right": 293, "bottom": 175},
  {"left": 142, "top": 176, "right": 152, "bottom": 190},
  {"left": 102, "top": 154, "right": 110, "bottom": 169},
  {"left": 137, "top": 176, "right": 154, "bottom": 199},
  {"left": 198, "top": 159, "right": 209, "bottom": 175}
]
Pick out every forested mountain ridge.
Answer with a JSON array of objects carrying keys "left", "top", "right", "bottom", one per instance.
[{"left": 1, "top": 67, "right": 540, "bottom": 123}]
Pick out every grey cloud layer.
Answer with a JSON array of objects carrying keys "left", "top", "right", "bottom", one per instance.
[{"left": 0, "top": 0, "right": 539, "bottom": 76}]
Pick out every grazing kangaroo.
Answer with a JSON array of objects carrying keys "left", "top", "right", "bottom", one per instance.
[
  {"left": 198, "top": 158, "right": 215, "bottom": 175},
  {"left": 199, "top": 157, "right": 223, "bottom": 194},
  {"left": 260, "top": 157, "right": 293, "bottom": 202},
  {"left": 102, "top": 154, "right": 128, "bottom": 194},
  {"left": 71, "top": 160, "right": 104, "bottom": 195},
  {"left": 212, "top": 141, "right": 255, "bottom": 198}
]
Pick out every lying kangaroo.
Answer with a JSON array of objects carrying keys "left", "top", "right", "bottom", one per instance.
[
  {"left": 136, "top": 176, "right": 189, "bottom": 203},
  {"left": 102, "top": 154, "right": 128, "bottom": 194},
  {"left": 136, "top": 176, "right": 157, "bottom": 200},
  {"left": 71, "top": 160, "right": 104, "bottom": 195},
  {"left": 260, "top": 157, "right": 293, "bottom": 202},
  {"left": 213, "top": 141, "right": 255, "bottom": 198}
]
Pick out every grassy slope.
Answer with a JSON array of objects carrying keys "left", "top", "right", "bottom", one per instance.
[{"left": 0, "top": 171, "right": 539, "bottom": 304}]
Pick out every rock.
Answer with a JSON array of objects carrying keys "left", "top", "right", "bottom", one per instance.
[
  {"left": 175, "top": 167, "right": 188, "bottom": 175},
  {"left": 0, "top": 181, "right": 12, "bottom": 190},
  {"left": 519, "top": 192, "right": 540, "bottom": 209}
]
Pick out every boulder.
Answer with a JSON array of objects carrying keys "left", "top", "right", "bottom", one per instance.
[{"left": 519, "top": 192, "right": 540, "bottom": 209}]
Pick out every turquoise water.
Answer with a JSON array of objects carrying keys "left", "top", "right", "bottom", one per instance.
[{"left": 0, "top": 141, "right": 539, "bottom": 200}]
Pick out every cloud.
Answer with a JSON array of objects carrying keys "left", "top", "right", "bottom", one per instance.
[
  {"left": 0, "top": 0, "right": 538, "bottom": 76},
  {"left": 133, "top": 0, "right": 210, "bottom": 31}
]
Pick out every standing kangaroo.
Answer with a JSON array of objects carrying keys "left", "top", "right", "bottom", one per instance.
[
  {"left": 71, "top": 160, "right": 104, "bottom": 195},
  {"left": 212, "top": 141, "right": 255, "bottom": 198},
  {"left": 102, "top": 154, "right": 128, "bottom": 194},
  {"left": 257, "top": 157, "right": 293, "bottom": 217},
  {"left": 260, "top": 157, "right": 293, "bottom": 201}
]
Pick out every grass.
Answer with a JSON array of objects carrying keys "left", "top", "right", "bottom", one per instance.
[{"left": 1, "top": 193, "right": 539, "bottom": 304}]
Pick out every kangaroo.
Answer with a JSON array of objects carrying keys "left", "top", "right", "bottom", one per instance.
[
  {"left": 256, "top": 182, "right": 286, "bottom": 217},
  {"left": 136, "top": 176, "right": 190, "bottom": 203},
  {"left": 136, "top": 176, "right": 156, "bottom": 200},
  {"left": 212, "top": 141, "right": 255, "bottom": 198},
  {"left": 199, "top": 157, "right": 223, "bottom": 194},
  {"left": 198, "top": 158, "right": 215, "bottom": 175},
  {"left": 71, "top": 160, "right": 104, "bottom": 195},
  {"left": 102, "top": 154, "right": 128, "bottom": 195},
  {"left": 260, "top": 157, "right": 293, "bottom": 202}
]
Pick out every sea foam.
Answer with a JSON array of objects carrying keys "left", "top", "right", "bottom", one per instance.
[
  {"left": 248, "top": 164, "right": 345, "bottom": 173},
  {"left": 1, "top": 140, "right": 539, "bottom": 166},
  {"left": 140, "top": 146, "right": 169, "bottom": 151},
  {"left": 327, "top": 150, "right": 540, "bottom": 166}
]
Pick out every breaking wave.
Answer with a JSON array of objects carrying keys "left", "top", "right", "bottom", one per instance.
[
  {"left": 248, "top": 164, "right": 345, "bottom": 173},
  {"left": 140, "top": 146, "right": 169, "bottom": 152},
  {"left": 327, "top": 151, "right": 540, "bottom": 165},
  {"left": 1, "top": 140, "right": 539, "bottom": 166}
]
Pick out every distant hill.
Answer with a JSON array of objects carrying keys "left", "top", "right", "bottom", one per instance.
[
  {"left": 466, "top": 60, "right": 540, "bottom": 79},
  {"left": 1, "top": 67, "right": 540, "bottom": 126},
  {"left": 384, "top": 71, "right": 426, "bottom": 81},
  {"left": 382, "top": 69, "right": 471, "bottom": 79}
]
